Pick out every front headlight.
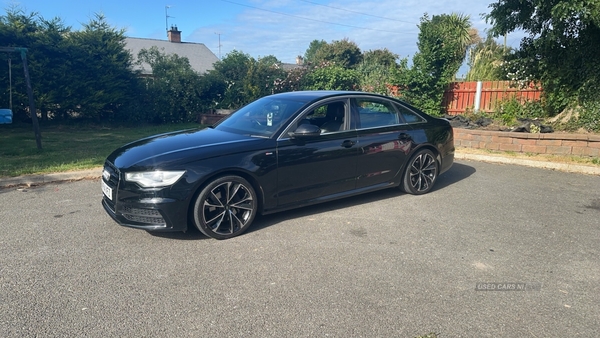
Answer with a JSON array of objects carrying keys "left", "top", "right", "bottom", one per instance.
[{"left": 125, "top": 170, "right": 186, "bottom": 188}]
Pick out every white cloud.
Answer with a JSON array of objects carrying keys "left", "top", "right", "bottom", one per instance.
[{"left": 188, "top": 0, "right": 524, "bottom": 65}]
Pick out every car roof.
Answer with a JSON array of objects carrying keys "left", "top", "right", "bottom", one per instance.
[
  {"left": 265, "top": 90, "right": 424, "bottom": 116},
  {"left": 268, "top": 90, "right": 374, "bottom": 102}
]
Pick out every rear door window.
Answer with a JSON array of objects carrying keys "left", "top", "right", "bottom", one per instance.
[
  {"left": 354, "top": 98, "right": 399, "bottom": 129},
  {"left": 395, "top": 103, "right": 426, "bottom": 124}
]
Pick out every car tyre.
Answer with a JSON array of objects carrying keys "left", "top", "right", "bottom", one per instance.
[
  {"left": 402, "top": 149, "right": 438, "bottom": 195},
  {"left": 192, "top": 175, "right": 257, "bottom": 239}
]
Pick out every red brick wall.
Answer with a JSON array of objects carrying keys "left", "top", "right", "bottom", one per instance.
[{"left": 454, "top": 128, "right": 600, "bottom": 157}]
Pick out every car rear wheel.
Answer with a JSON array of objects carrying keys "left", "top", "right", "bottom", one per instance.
[
  {"left": 402, "top": 149, "right": 438, "bottom": 195},
  {"left": 192, "top": 175, "right": 257, "bottom": 239}
]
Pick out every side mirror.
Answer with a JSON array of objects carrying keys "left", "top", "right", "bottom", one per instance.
[{"left": 290, "top": 123, "right": 321, "bottom": 139}]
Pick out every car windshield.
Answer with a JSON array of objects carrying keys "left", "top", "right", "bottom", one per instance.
[{"left": 215, "top": 96, "right": 308, "bottom": 137}]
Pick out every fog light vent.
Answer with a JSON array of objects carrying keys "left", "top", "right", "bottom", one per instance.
[{"left": 121, "top": 207, "right": 165, "bottom": 224}]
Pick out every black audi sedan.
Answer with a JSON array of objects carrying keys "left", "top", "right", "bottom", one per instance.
[{"left": 102, "top": 91, "right": 454, "bottom": 239}]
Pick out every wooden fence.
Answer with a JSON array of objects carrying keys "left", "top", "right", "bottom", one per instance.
[{"left": 442, "top": 81, "right": 542, "bottom": 115}]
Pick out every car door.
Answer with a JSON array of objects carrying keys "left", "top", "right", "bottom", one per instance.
[
  {"left": 276, "top": 99, "right": 358, "bottom": 208},
  {"left": 353, "top": 97, "right": 414, "bottom": 189}
]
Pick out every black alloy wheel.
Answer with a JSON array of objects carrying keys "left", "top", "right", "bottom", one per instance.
[
  {"left": 192, "top": 175, "right": 257, "bottom": 239},
  {"left": 402, "top": 149, "right": 439, "bottom": 195}
]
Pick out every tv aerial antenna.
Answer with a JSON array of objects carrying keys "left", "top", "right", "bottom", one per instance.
[{"left": 165, "top": 5, "right": 174, "bottom": 33}]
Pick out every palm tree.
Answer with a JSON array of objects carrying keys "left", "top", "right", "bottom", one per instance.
[
  {"left": 466, "top": 36, "right": 507, "bottom": 81},
  {"left": 439, "top": 13, "right": 481, "bottom": 70}
]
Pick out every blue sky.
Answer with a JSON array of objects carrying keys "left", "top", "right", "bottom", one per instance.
[{"left": 5, "top": 0, "right": 523, "bottom": 77}]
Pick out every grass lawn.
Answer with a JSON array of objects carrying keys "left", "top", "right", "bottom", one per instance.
[
  {"left": 0, "top": 122, "right": 201, "bottom": 177},
  {"left": 3, "top": 121, "right": 598, "bottom": 179}
]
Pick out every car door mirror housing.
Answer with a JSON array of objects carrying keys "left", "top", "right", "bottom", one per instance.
[{"left": 290, "top": 123, "right": 321, "bottom": 139}]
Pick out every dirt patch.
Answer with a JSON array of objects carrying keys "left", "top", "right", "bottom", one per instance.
[{"left": 446, "top": 115, "right": 555, "bottom": 133}]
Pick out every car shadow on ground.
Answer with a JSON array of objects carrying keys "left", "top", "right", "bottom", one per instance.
[
  {"left": 433, "top": 161, "right": 477, "bottom": 191},
  {"left": 249, "top": 162, "right": 476, "bottom": 234},
  {"left": 149, "top": 162, "right": 476, "bottom": 240}
]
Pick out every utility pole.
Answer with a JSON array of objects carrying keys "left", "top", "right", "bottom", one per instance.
[{"left": 215, "top": 32, "right": 222, "bottom": 59}]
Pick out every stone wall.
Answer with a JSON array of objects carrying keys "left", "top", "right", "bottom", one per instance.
[{"left": 454, "top": 128, "right": 600, "bottom": 157}]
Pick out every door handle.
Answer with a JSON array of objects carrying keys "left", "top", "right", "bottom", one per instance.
[{"left": 341, "top": 140, "right": 356, "bottom": 148}]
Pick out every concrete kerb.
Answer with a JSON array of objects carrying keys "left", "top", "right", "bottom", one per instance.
[
  {"left": 1, "top": 153, "right": 599, "bottom": 189},
  {"left": 0, "top": 168, "right": 102, "bottom": 189},
  {"left": 455, "top": 152, "right": 600, "bottom": 175}
]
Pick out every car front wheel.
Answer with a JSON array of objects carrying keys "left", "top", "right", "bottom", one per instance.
[
  {"left": 192, "top": 175, "right": 257, "bottom": 239},
  {"left": 402, "top": 149, "right": 438, "bottom": 195}
]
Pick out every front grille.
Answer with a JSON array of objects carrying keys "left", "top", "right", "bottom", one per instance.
[
  {"left": 104, "top": 161, "right": 120, "bottom": 186},
  {"left": 103, "top": 161, "right": 166, "bottom": 227},
  {"left": 121, "top": 206, "right": 165, "bottom": 225},
  {"left": 102, "top": 161, "right": 120, "bottom": 212}
]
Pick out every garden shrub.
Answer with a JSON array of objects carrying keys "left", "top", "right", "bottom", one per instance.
[
  {"left": 577, "top": 101, "right": 600, "bottom": 132},
  {"left": 492, "top": 96, "right": 547, "bottom": 125}
]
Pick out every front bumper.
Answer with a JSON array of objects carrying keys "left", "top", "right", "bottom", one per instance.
[
  {"left": 101, "top": 162, "right": 190, "bottom": 232},
  {"left": 102, "top": 198, "right": 178, "bottom": 231},
  {"left": 102, "top": 195, "right": 189, "bottom": 232}
]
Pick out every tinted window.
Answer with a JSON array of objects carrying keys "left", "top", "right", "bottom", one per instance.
[
  {"left": 288, "top": 101, "right": 347, "bottom": 136},
  {"left": 396, "top": 103, "right": 426, "bottom": 123},
  {"left": 216, "top": 97, "right": 306, "bottom": 137},
  {"left": 355, "top": 98, "right": 399, "bottom": 129}
]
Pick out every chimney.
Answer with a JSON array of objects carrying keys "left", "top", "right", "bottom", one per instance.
[{"left": 168, "top": 25, "right": 181, "bottom": 43}]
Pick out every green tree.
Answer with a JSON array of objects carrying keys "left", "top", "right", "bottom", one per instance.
[
  {"left": 211, "top": 50, "right": 253, "bottom": 108},
  {"left": 400, "top": 13, "right": 477, "bottom": 115},
  {"left": 356, "top": 57, "right": 408, "bottom": 96},
  {"left": 312, "top": 38, "right": 363, "bottom": 68},
  {"left": 465, "top": 35, "right": 507, "bottom": 81},
  {"left": 31, "top": 17, "right": 73, "bottom": 120},
  {"left": 303, "top": 62, "right": 359, "bottom": 91},
  {"left": 211, "top": 51, "right": 289, "bottom": 108},
  {"left": 196, "top": 70, "right": 227, "bottom": 112},
  {"left": 356, "top": 49, "right": 404, "bottom": 95},
  {"left": 303, "top": 39, "right": 327, "bottom": 65},
  {"left": 0, "top": 8, "right": 59, "bottom": 121},
  {"left": 243, "top": 55, "right": 286, "bottom": 102},
  {"left": 66, "top": 13, "right": 137, "bottom": 121},
  {"left": 212, "top": 50, "right": 252, "bottom": 82},
  {"left": 273, "top": 66, "right": 310, "bottom": 93},
  {"left": 362, "top": 48, "right": 399, "bottom": 68},
  {"left": 256, "top": 55, "right": 280, "bottom": 67},
  {"left": 1, "top": 9, "right": 136, "bottom": 122},
  {"left": 487, "top": 0, "right": 600, "bottom": 113},
  {"left": 137, "top": 46, "right": 206, "bottom": 123}
]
